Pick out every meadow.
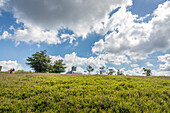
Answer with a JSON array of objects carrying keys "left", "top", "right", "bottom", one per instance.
[{"left": 0, "top": 73, "right": 170, "bottom": 113}]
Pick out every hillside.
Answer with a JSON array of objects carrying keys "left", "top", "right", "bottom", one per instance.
[{"left": 0, "top": 73, "right": 170, "bottom": 112}]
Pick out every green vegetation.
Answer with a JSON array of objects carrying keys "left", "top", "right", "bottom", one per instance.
[
  {"left": 99, "top": 66, "right": 105, "bottom": 75},
  {"left": 0, "top": 70, "right": 32, "bottom": 74},
  {"left": 0, "top": 74, "right": 170, "bottom": 112},
  {"left": 86, "top": 65, "right": 94, "bottom": 74},
  {"left": 52, "top": 59, "right": 66, "bottom": 73},
  {"left": 26, "top": 50, "right": 66, "bottom": 73},
  {"left": 14, "top": 70, "right": 32, "bottom": 73},
  {"left": 0, "top": 71, "right": 9, "bottom": 74},
  {"left": 143, "top": 68, "right": 152, "bottom": 76},
  {"left": 108, "top": 68, "right": 115, "bottom": 75},
  {"left": 26, "top": 50, "right": 51, "bottom": 73}
]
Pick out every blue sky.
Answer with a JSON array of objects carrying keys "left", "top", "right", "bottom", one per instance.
[{"left": 0, "top": 0, "right": 170, "bottom": 76}]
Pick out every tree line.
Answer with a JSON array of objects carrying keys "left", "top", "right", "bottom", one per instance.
[{"left": 26, "top": 50, "right": 152, "bottom": 76}]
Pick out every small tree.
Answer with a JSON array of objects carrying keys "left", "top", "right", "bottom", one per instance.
[
  {"left": 108, "top": 68, "right": 115, "bottom": 75},
  {"left": 26, "top": 50, "right": 51, "bottom": 73},
  {"left": 52, "top": 59, "right": 66, "bottom": 73},
  {"left": 99, "top": 66, "right": 105, "bottom": 75},
  {"left": 117, "top": 69, "right": 124, "bottom": 75},
  {"left": 143, "top": 68, "right": 152, "bottom": 76},
  {"left": 86, "top": 65, "right": 94, "bottom": 75},
  {"left": 117, "top": 70, "right": 120, "bottom": 75}
]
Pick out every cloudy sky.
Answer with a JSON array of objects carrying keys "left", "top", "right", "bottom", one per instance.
[{"left": 0, "top": 0, "right": 170, "bottom": 76}]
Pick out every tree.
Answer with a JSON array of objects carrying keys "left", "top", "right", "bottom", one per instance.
[
  {"left": 143, "top": 68, "right": 152, "bottom": 76},
  {"left": 48, "top": 64, "right": 54, "bottom": 73},
  {"left": 52, "top": 59, "right": 66, "bottom": 73},
  {"left": 86, "top": 65, "right": 94, "bottom": 75},
  {"left": 117, "top": 69, "right": 124, "bottom": 75},
  {"left": 99, "top": 66, "right": 105, "bottom": 75},
  {"left": 108, "top": 68, "right": 115, "bottom": 75},
  {"left": 26, "top": 50, "right": 51, "bottom": 73},
  {"left": 117, "top": 70, "right": 120, "bottom": 75}
]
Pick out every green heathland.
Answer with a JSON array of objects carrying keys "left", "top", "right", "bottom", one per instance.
[{"left": 0, "top": 74, "right": 170, "bottom": 113}]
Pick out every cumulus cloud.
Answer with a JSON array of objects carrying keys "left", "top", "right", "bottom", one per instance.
[
  {"left": 61, "top": 34, "right": 76, "bottom": 44},
  {"left": 2, "top": 0, "right": 131, "bottom": 38},
  {"left": 50, "top": 52, "right": 131, "bottom": 72},
  {"left": 49, "top": 51, "right": 134, "bottom": 75},
  {"left": 0, "top": 0, "right": 6, "bottom": 7},
  {"left": 158, "top": 54, "right": 170, "bottom": 71},
  {"left": 152, "top": 70, "right": 170, "bottom": 76},
  {"left": 98, "top": 54, "right": 131, "bottom": 65},
  {"left": 131, "top": 64, "right": 139, "bottom": 68},
  {"left": 76, "top": 67, "right": 84, "bottom": 73},
  {"left": 0, "top": 31, "right": 11, "bottom": 39},
  {"left": 0, "top": 60, "right": 23, "bottom": 71},
  {"left": 92, "top": 1, "right": 170, "bottom": 60},
  {"left": 125, "top": 67, "right": 145, "bottom": 76},
  {"left": 50, "top": 52, "right": 106, "bottom": 71},
  {"left": 146, "top": 62, "right": 154, "bottom": 67},
  {"left": 1, "top": 26, "right": 61, "bottom": 45}
]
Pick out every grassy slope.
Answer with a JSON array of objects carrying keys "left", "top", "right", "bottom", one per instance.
[{"left": 0, "top": 74, "right": 170, "bottom": 113}]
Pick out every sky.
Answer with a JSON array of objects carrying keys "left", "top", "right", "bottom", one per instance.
[{"left": 0, "top": 0, "right": 170, "bottom": 76}]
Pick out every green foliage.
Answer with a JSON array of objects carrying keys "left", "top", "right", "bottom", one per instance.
[
  {"left": 0, "top": 71, "right": 9, "bottom": 73},
  {"left": 14, "top": 70, "right": 32, "bottom": 73},
  {"left": 26, "top": 50, "right": 51, "bottom": 73},
  {"left": 86, "top": 65, "right": 94, "bottom": 74},
  {"left": 143, "top": 68, "right": 152, "bottom": 76},
  {"left": 48, "top": 64, "right": 54, "bottom": 73},
  {"left": 117, "top": 70, "right": 124, "bottom": 76},
  {"left": 99, "top": 66, "right": 105, "bottom": 75},
  {"left": 0, "top": 74, "right": 170, "bottom": 112},
  {"left": 108, "top": 68, "right": 115, "bottom": 75},
  {"left": 51, "top": 59, "right": 66, "bottom": 73}
]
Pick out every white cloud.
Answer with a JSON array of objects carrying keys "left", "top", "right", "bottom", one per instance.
[
  {"left": 146, "top": 62, "right": 154, "bottom": 67},
  {"left": 50, "top": 52, "right": 131, "bottom": 73},
  {"left": 158, "top": 54, "right": 170, "bottom": 71},
  {"left": 0, "top": 0, "right": 6, "bottom": 7},
  {"left": 152, "top": 70, "right": 170, "bottom": 76},
  {"left": 74, "top": 42, "right": 78, "bottom": 46},
  {"left": 92, "top": 1, "right": 170, "bottom": 60},
  {"left": 0, "top": 60, "right": 23, "bottom": 71},
  {"left": 98, "top": 54, "right": 131, "bottom": 65},
  {"left": 131, "top": 64, "right": 139, "bottom": 68},
  {"left": 0, "top": 31, "right": 11, "bottom": 39},
  {"left": 92, "top": 39, "right": 105, "bottom": 53},
  {"left": 9, "top": 25, "right": 15, "bottom": 30},
  {"left": 1, "top": 0, "right": 132, "bottom": 44},
  {"left": 0, "top": 26, "right": 61, "bottom": 45},
  {"left": 61, "top": 34, "right": 76, "bottom": 44},
  {"left": 125, "top": 67, "right": 145, "bottom": 76},
  {"left": 76, "top": 66, "right": 84, "bottom": 73},
  {"left": 50, "top": 52, "right": 105, "bottom": 72}
]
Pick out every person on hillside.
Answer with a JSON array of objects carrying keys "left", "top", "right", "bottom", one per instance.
[
  {"left": 12, "top": 68, "right": 15, "bottom": 73},
  {"left": 10, "top": 68, "right": 13, "bottom": 74}
]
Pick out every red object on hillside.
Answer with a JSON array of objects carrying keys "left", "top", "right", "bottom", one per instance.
[{"left": 10, "top": 69, "right": 13, "bottom": 74}]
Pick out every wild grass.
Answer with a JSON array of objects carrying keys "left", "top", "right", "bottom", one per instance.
[{"left": 0, "top": 74, "right": 169, "bottom": 112}]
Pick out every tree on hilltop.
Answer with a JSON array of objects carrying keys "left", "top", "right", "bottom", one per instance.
[
  {"left": 86, "top": 65, "right": 94, "bottom": 75},
  {"left": 26, "top": 50, "right": 51, "bottom": 73},
  {"left": 108, "top": 68, "right": 115, "bottom": 75},
  {"left": 52, "top": 59, "right": 66, "bottom": 73},
  {"left": 99, "top": 66, "right": 105, "bottom": 75},
  {"left": 117, "top": 70, "right": 124, "bottom": 75},
  {"left": 143, "top": 68, "right": 152, "bottom": 76}
]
